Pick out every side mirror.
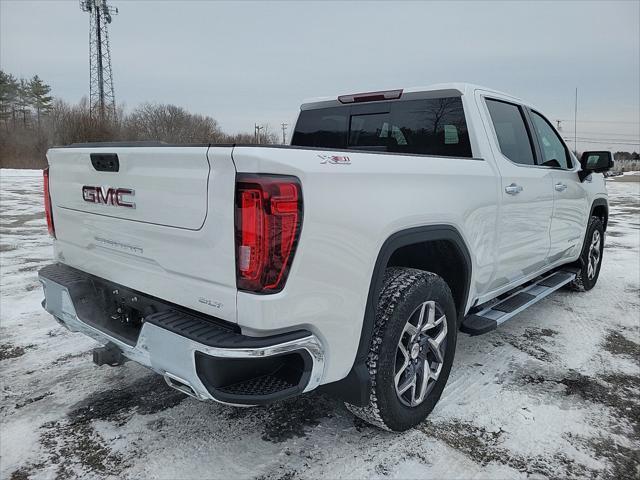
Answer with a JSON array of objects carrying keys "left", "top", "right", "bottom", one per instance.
[{"left": 579, "top": 151, "right": 614, "bottom": 181}]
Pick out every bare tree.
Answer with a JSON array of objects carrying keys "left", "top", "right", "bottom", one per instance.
[
  {"left": 0, "top": 69, "right": 288, "bottom": 169},
  {"left": 52, "top": 97, "right": 119, "bottom": 145},
  {"left": 125, "top": 103, "right": 224, "bottom": 143}
]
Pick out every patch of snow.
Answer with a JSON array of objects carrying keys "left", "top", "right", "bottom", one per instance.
[
  {"left": 0, "top": 168, "right": 43, "bottom": 177},
  {"left": 1, "top": 176, "right": 638, "bottom": 479}
]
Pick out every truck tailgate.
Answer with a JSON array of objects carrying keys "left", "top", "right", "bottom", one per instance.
[
  {"left": 48, "top": 146, "right": 210, "bottom": 229},
  {"left": 47, "top": 145, "right": 238, "bottom": 322}
]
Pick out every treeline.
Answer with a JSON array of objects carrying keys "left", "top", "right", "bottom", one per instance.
[
  {"left": 613, "top": 151, "right": 640, "bottom": 172},
  {"left": 614, "top": 151, "right": 640, "bottom": 161},
  {"left": 0, "top": 70, "right": 279, "bottom": 169}
]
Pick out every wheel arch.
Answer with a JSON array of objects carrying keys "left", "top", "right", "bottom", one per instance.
[
  {"left": 590, "top": 197, "right": 609, "bottom": 231},
  {"left": 320, "top": 225, "right": 472, "bottom": 406},
  {"left": 568, "top": 198, "right": 608, "bottom": 274}
]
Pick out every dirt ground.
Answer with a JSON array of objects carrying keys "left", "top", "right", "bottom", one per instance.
[{"left": 1, "top": 170, "right": 638, "bottom": 479}]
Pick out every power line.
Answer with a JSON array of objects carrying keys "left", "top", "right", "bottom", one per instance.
[
  {"left": 565, "top": 139, "right": 639, "bottom": 145},
  {"left": 570, "top": 131, "right": 640, "bottom": 137},
  {"left": 556, "top": 119, "right": 640, "bottom": 125},
  {"left": 573, "top": 137, "right": 640, "bottom": 142},
  {"left": 570, "top": 133, "right": 640, "bottom": 139},
  {"left": 564, "top": 138, "right": 640, "bottom": 146}
]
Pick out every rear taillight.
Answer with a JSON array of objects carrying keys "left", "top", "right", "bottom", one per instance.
[
  {"left": 235, "top": 174, "right": 303, "bottom": 293},
  {"left": 43, "top": 167, "right": 55, "bottom": 238}
]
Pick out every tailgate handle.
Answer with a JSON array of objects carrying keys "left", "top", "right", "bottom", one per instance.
[{"left": 91, "top": 153, "right": 119, "bottom": 172}]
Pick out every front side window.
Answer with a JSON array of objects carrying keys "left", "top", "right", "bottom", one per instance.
[
  {"left": 530, "top": 111, "right": 571, "bottom": 169},
  {"left": 292, "top": 97, "right": 473, "bottom": 158},
  {"left": 485, "top": 98, "right": 536, "bottom": 166}
]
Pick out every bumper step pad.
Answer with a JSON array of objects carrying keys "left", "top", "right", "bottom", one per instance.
[
  {"left": 145, "top": 309, "right": 309, "bottom": 349},
  {"left": 217, "top": 374, "right": 296, "bottom": 397},
  {"left": 461, "top": 270, "right": 576, "bottom": 336}
]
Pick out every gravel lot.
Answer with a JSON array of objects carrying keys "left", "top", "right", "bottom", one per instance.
[{"left": 1, "top": 170, "right": 638, "bottom": 479}]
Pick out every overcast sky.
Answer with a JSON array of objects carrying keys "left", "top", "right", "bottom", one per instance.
[{"left": 2, "top": 0, "right": 639, "bottom": 150}]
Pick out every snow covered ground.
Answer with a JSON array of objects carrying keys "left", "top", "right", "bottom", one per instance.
[{"left": 1, "top": 169, "right": 638, "bottom": 479}]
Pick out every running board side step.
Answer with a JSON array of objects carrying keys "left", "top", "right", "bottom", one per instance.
[{"left": 461, "top": 270, "right": 577, "bottom": 336}]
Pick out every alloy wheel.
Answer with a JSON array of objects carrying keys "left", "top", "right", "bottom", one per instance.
[
  {"left": 587, "top": 230, "right": 601, "bottom": 280},
  {"left": 394, "top": 300, "right": 447, "bottom": 407}
]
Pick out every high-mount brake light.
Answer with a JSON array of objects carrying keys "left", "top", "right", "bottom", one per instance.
[
  {"left": 235, "top": 174, "right": 303, "bottom": 293},
  {"left": 43, "top": 167, "right": 55, "bottom": 238},
  {"left": 338, "top": 89, "right": 403, "bottom": 104}
]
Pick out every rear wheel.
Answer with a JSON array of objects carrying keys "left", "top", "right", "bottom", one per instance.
[
  {"left": 569, "top": 216, "right": 604, "bottom": 292},
  {"left": 346, "top": 267, "right": 457, "bottom": 431}
]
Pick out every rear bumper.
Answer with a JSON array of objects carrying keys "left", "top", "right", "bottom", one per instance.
[{"left": 38, "top": 263, "right": 324, "bottom": 406}]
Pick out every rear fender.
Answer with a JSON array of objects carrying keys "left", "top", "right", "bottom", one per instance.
[{"left": 320, "top": 225, "right": 472, "bottom": 406}]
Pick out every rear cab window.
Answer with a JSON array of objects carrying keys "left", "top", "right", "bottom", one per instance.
[{"left": 292, "top": 97, "right": 473, "bottom": 158}]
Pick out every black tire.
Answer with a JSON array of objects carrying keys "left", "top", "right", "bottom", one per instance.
[
  {"left": 569, "top": 216, "right": 604, "bottom": 292},
  {"left": 346, "top": 267, "right": 457, "bottom": 431}
]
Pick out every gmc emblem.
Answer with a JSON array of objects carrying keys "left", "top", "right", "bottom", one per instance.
[{"left": 82, "top": 186, "right": 136, "bottom": 209}]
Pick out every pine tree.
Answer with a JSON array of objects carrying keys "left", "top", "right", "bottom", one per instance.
[
  {"left": 29, "top": 75, "right": 53, "bottom": 126},
  {"left": 0, "top": 70, "right": 19, "bottom": 127},
  {"left": 16, "top": 78, "right": 31, "bottom": 126}
]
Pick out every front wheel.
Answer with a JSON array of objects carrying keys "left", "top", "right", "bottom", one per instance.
[
  {"left": 569, "top": 216, "right": 605, "bottom": 292},
  {"left": 346, "top": 267, "right": 457, "bottom": 431}
]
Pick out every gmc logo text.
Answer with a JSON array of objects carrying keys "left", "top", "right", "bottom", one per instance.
[{"left": 82, "top": 186, "right": 136, "bottom": 209}]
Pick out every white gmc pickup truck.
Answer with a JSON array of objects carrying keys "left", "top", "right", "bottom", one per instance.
[{"left": 39, "top": 83, "right": 613, "bottom": 431}]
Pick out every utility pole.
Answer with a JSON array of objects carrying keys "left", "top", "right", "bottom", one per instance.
[
  {"left": 281, "top": 123, "right": 288, "bottom": 144},
  {"left": 574, "top": 87, "right": 578, "bottom": 155},
  {"left": 254, "top": 123, "right": 264, "bottom": 144},
  {"left": 80, "top": 0, "right": 118, "bottom": 121}
]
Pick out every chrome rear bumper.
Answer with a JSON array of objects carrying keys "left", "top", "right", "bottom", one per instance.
[{"left": 39, "top": 264, "right": 324, "bottom": 406}]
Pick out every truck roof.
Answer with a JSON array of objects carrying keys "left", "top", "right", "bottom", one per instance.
[{"left": 300, "top": 82, "right": 528, "bottom": 111}]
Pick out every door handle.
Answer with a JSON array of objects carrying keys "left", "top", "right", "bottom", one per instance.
[
  {"left": 555, "top": 183, "right": 568, "bottom": 192},
  {"left": 505, "top": 183, "right": 523, "bottom": 195}
]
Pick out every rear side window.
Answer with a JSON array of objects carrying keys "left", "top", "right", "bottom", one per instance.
[
  {"left": 290, "top": 107, "right": 348, "bottom": 149},
  {"left": 292, "top": 97, "right": 473, "bottom": 158},
  {"left": 485, "top": 99, "right": 536, "bottom": 166}
]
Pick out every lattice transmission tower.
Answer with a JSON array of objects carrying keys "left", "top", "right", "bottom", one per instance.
[{"left": 79, "top": 0, "right": 118, "bottom": 120}]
